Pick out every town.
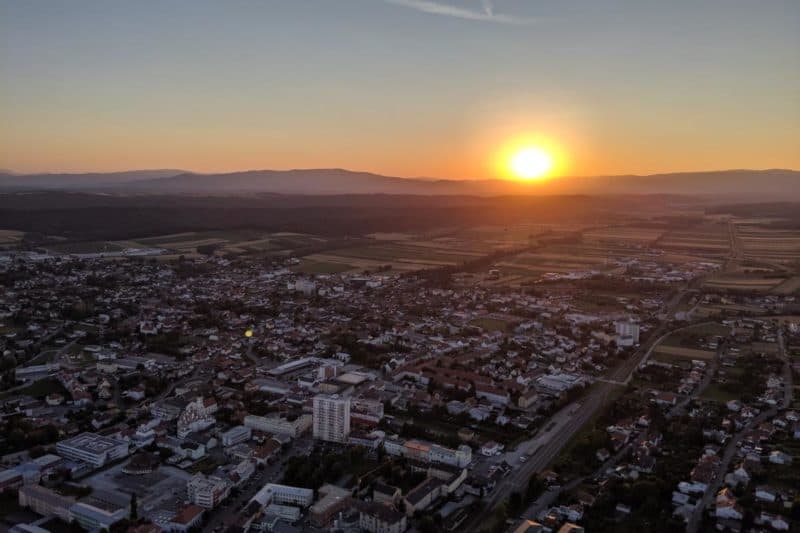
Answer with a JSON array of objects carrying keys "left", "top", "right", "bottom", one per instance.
[{"left": 0, "top": 218, "right": 798, "bottom": 533}]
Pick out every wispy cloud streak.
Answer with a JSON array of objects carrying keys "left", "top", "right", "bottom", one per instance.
[{"left": 382, "top": 0, "right": 535, "bottom": 25}]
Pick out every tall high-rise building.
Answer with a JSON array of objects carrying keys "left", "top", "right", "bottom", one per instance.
[
  {"left": 313, "top": 394, "right": 351, "bottom": 443},
  {"left": 615, "top": 320, "right": 640, "bottom": 347}
]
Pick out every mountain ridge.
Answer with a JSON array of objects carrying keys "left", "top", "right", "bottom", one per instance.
[{"left": 0, "top": 168, "right": 797, "bottom": 198}]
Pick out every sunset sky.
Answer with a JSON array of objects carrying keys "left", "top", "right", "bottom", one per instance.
[{"left": 1, "top": 1, "right": 798, "bottom": 178}]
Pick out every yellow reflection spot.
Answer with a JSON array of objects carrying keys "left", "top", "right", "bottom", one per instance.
[{"left": 244, "top": 329, "right": 253, "bottom": 338}]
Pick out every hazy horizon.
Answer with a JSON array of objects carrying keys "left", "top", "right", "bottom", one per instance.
[
  {"left": 1, "top": 165, "right": 799, "bottom": 181},
  {"left": 2, "top": 1, "right": 799, "bottom": 179}
]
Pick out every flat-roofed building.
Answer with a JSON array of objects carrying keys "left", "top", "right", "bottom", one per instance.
[
  {"left": 18, "top": 485, "right": 75, "bottom": 522},
  {"left": 244, "top": 413, "right": 312, "bottom": 438},
  {"left": 309, "top": 484, "right": 351, "bottom": 527},
  {"left": 250, "top": 483, "right": 314, "bottom": 508},
  {"left": 69, "top": 500, "right": 127, "bottom": 531},
  {"left": 56, "top": 433, "right": 129, "bottom": 468},
  {"left": 221, "top": 425, "right": 252, "bottom": 447},
  {"left": 151, "top": 397, "right": 188, "bottom": 420},
  {"left": 187, "top": 474, "right": 230, "bottom": 509},
  {"left": 429, "top": 443, "right": 471, "bottom": 468},
  {"left": 0, "top": 470, "right": 23, "bottom": 493}
]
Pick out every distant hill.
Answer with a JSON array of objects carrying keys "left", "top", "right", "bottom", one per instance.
[
  {"left": 0, "top": 169, "right": 186, "bottom": 189},
  {"left": 1, "top": 168, "right": 797, "bottom": 199}
]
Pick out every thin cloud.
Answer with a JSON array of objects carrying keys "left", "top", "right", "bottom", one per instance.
[{"left": 382, "top": 0, "right": 535, "bottom": 25}]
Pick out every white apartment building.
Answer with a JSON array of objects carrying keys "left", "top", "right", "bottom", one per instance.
[
  {"left": 429, "top": 444, "right": 472, "bottom": 468},
  {"left": 250, "top": 483, "right": 314, "bottom": 508},
  {"left": 18, "top": 485, "right": 75, "bottom": 522},
  {"left": 244, "top": 414, "right": 312, "bottom": 438},
  {"left": 56, "top": 433, "right": 129, "bottom": 468},
  {"left": 313, "top": 395, "right": 351, "bottom": 443},
  {"left": 221, "top": 425, "right": 252, "bottom": 447},
  {"left": 615, "top": 320, "right": 640, "bottom": 346},
  {"left": 187, "top": 474, "right": 230, "bottom": 509}
]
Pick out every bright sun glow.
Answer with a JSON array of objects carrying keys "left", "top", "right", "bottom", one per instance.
[{"left": 510, "top": 147, "right": 553, "bottom": 180}]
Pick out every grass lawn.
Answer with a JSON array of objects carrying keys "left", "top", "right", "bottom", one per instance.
[
  {"left": 0, "top": 377, "right": 66, "bottom": 400},
  {"left": 700, "top": 384, "right": 739, "bottom": 403},
  {"left": 0, "top": 325, "right": 19, "bottom": 335},
  {"left": 650, "top": 352, "right": 695, "bottom": 367},
  {"left": 653, "top": 345, "right": 715, "bottom": 360},
  {"left": 27, "top": 349, "right": 59, "bottom": 364}
]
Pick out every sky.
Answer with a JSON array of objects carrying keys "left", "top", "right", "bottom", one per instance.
[{"left": 1, "top": 0, "right": 798, "bottom": 179}]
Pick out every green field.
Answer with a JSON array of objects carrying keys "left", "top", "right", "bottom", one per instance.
[
  {"left": 292, "top": 259, "right": 353, "bottom": 274},
  {"left": 0, "top": 377, "right": 66, "bottom": 400},
  {"left": 45, "top": 241, "right": 124, "bottom": 254}
]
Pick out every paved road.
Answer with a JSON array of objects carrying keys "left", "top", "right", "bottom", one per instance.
[
  {"left": 522, "top": 349, "right": 717, "bottom": 523},
  {"left": 463, "top": 384, "right": 616, "bottom": 531},
  {"left": 464, "top": 286, "right": 695, "bottom": 532},
  {"left": 202, "top": 438, "right": 315, "bottom": 532}
]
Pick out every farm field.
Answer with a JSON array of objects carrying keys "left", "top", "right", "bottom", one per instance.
[
  {"left": 0, "top": 230, "right": 24, "bottom": 244},
  {"left": 291, "top": 259, "right": 355, "bottom": 274},
  {"left": 694, "top": 303, "right": 769, "bottom": 317},
  {"left": 454, "top": 224, "right": 570, "bottom": 248},
  {"left": 319, "top": 242, "right": 481, "bottom": 265},
  {"left": 734, "top": 223, "right": 800, "bottom": 264},
  {"left": 582, "top": 226, "right": 664, "bottom": 244},
  {"left": 44, "top": 241, "right": 125, "bottom": 254},
  {"left": 771, "top": 276, "right": 800, "bottom": 295},
  {"left": 652, "top": 345, "right": 715, "bottom": 361},
  {"left": 108, "top": 230, "right": 330, "bottom": 256},
  {"left": 658, "top": 223, "right": 730, "bottom": 255},
  {"left": 702, "top": 275, "right": 786, "bottom": 291},
  {"left": 650, "top": 322, "right": 728, "bottom": 364}
]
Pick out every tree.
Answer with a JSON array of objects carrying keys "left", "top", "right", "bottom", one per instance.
[{"left": 129, "top": 493, "right": 138, "bottom": 521}]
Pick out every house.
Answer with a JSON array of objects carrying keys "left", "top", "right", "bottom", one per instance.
[
  {"left": 729, "top": 464, "right": 750, "bottom": 487},
  {"left": 513, "top": 520, "right": 544, "bottom": 533},
  {"left": 480, "top": 441, "right": 503, "bottom": 456},
  {"left": 755, "top": 486, "right": 778, "bottom": 503},
  {"left": 653, "top": 392, "right": 677, "bottom": 407},
  {"left": 557, "top": 525, "right": 584, "bottom": 533},
  {"left": 715, "top": 488, "right": 742, "bottom": 520},
  {"left": 475, "top": 385, "right": 510, "bottom": 406},
  {"left": 768, "top": 450, "right": 792, "bottom": 465},
  {"left": 166, "top": 504, "right": 204, "bottom": 532},
  {"left": 757, "top": 512, "right": 789, "bottom": 531}
]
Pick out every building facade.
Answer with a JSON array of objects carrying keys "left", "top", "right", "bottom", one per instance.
[
  {"left": 313, "top": 395, "right": 351, "bottom": 443},
  {"left": 56, "top": 433, "right": 129, "bottom": 468}
]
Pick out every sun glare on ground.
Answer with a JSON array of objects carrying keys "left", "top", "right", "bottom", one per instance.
[{"left": 510, "top": 146, "right": 553, "bottom": 180}]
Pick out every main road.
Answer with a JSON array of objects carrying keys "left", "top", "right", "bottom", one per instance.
[{"left": 463, "top": 284, "right": 695, "bottom": 532}]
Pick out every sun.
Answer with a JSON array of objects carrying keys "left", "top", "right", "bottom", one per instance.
[{"left": 510, "top": 147, "right": 553, "bottom": 180}]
